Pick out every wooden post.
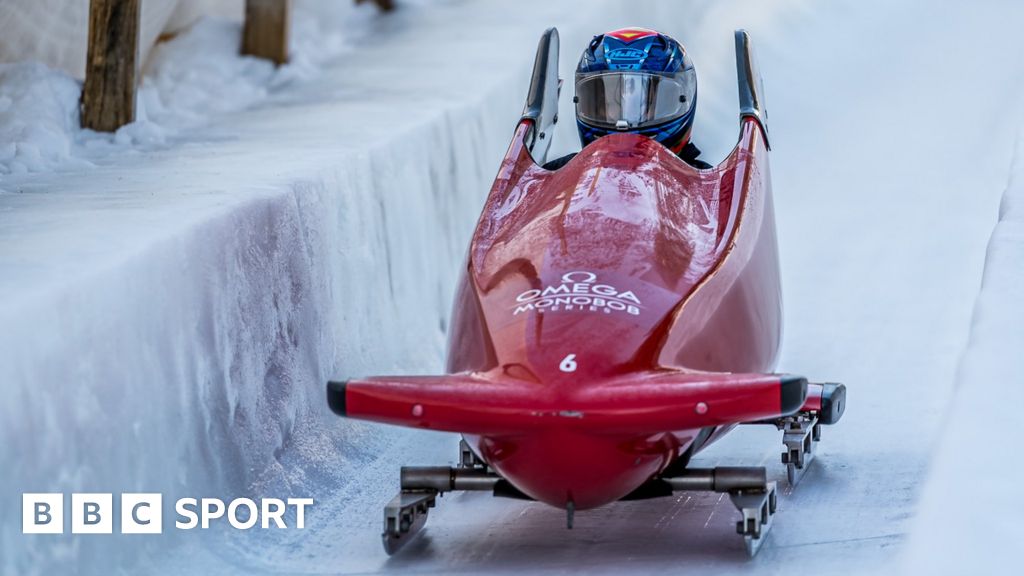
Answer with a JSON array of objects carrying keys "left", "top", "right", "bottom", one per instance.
[
  {"left": 242, "top": 0, "right": 290, "bottom": 66},
  {"left": 80, "top": 0, "right": 141, "bottom": 132}
]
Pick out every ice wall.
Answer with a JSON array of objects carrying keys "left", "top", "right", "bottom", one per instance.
[
  {"left": 0, "top": 1, "right": 645, "bottom": 574},
  {"left": 901, "top": 129, "right": 1024, "bottom": 575}
]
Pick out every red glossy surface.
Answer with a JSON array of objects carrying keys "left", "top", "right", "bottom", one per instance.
[
  {"left": 458, "top": 120, "right": 779, "bottom": 379},
  {"left": 346, "top": 371, "right": 791, "bottom": 435},
  {"left": 346, "top": 118, "right": 786, "bottom": 509},
  {"left": 801, "top": 382, "right": 824, "bottom": 412},
  {"left": 456, "top": 119, "right": 779, "bottom": 508}
]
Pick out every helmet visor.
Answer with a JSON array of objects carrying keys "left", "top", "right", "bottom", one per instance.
[{"left": 575, "top": 71, "right": 695, "bottom": 130}]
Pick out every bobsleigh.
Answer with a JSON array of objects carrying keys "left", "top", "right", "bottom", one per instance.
[{"left": 327, "top": 28, "right": 845, "bottom": 556}]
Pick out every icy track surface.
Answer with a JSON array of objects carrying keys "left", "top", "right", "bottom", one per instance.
[{"left": 1, "top": 0, "right": 1023, "bottom": 575}]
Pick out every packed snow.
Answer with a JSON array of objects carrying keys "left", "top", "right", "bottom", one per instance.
[
  {"left": 0, "top": 0, "right": 361, "bottom": 175},
  {"left": 0, "top": 0, "right": 180, "bottom": 80},
  {"left": 1, "top": 0, "right": 1022, "bottom": 575},
  {"left": 0, "top": 62, "right": 90, "bottom": 175}
]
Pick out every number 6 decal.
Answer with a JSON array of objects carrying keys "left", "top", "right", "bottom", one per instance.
[{"left": 559, "top": 353, "right": 578, "bottom": 373}]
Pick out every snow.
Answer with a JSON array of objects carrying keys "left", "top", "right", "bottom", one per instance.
[
  {"left": 0, "top": 1, "right": 606, "bottom": 573},
  {"left": 1, "top": 0, "right": 1023, "bottom": 574},
  {"left": 900, "top": 132, "right": 1024, "bottom": 574},
  {"left": 0, "top": 0, "right": 361, "bottom": 175},
  {"left": 0, "top": 62, "right": 90, "bottom": 175},
  {"left": 0, "top": 0, "right": 180, "bottom": 80}
]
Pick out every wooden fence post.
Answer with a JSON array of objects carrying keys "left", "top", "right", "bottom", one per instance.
[
  {"left": 80, "top": 0, "right": 141, "bottom": 132},
  {"left": 242, "top": 0, "right": 290, "bottom": 65}
]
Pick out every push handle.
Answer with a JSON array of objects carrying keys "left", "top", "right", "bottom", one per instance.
[
  {"left": 520, "top": 27, "right": 561, "bottom": 165},
  {"left": 735, "top": 29, "right": 770, "bottom": 148}
]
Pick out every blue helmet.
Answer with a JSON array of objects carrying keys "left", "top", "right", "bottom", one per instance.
[{"left": 574, "top": 28, "right": 697, "bottom": 152}]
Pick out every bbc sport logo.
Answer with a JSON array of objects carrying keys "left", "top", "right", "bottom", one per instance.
[{"left": 23, "top": 493, "right": 313, "bottom": 534}]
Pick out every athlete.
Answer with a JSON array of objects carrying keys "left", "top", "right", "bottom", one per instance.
[{"left": 546, "top": 27, "right": 711, "bottom": 170}]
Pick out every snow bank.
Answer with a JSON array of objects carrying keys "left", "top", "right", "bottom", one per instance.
[
  {"left": 0, "top": 0, "right": 361, "bottom": 175},
  {"left": 0, "top": 0, "right": 179, "bottom": 80},
  {"left": 0, "top": 62, "right": 90, "bottom": 175},
  {"left": 0, "top": 1, "right": 648, "bottom": 574},
  {"left": 901, "top": 130, "right": 1024, "bottom": 575}
]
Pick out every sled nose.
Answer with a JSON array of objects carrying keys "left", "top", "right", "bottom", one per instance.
[{"left": 481, "top": 428, "right": 673, "bottom": 509}]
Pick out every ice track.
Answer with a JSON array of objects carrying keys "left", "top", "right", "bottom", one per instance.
[{"left": 1, "top": 0, "right": 1022, "bottom": 575}]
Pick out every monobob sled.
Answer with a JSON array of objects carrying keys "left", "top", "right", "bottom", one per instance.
[{"left": 327, "top": 28, "right": 846, "bottom": 556}]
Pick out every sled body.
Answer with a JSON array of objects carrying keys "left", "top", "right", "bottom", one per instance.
[{"left": 327, "top": 32, "right": 844, "bottom": 540}]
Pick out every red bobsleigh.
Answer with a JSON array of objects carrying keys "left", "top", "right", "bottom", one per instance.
[{"left": 327, "top": 29, "right": 845, "bottom": 556}]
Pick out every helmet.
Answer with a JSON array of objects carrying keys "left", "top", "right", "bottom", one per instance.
[{"left": 574, "top": 27, "right": 697, "bottom": 152}]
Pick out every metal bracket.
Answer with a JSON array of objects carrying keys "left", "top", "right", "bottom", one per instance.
[
  {"left": 459, "top": 438, "right": 488, "bottom": 470},
  {"left": 729, "top": 482, "right": 778, "bottom": 556},
  {"left": 382, "top": 491, "right": 436, "bottom": 555},
  {"left": 778, "top": 414, "right": 820, "bottom": 485},
  {"left": 381, "top": 442, "right": 501, "bottom": 555},
  {"left": 664, "top": 466, "right": 776, "bottom": 556}
]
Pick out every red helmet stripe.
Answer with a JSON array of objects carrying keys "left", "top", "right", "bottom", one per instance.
[{"left": 605, "top": 27, "right": 659, "bottom": 43}]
